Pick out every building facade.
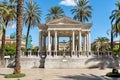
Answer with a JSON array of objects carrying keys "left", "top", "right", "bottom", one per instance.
[{"left": 0, "top": 35, "right": 26, "bottom": 48}]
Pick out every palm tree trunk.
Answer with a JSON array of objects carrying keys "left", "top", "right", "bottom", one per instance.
[
  {"left": 111, "top": 30, "right": 113, "bottom": 52},
  {"left": 26, "top": 22, "right": 31, "bottom": 50},
  {"left": 0, "top": 22, "right": 7, "bottom": 60},
  {"left": 118, "top": 34, "right": 120, "bottom": 56},
  {"left": 13, "top": 0, "right": 24, "bottom": 74},
  {"left": 80, "top": 16, "right": 83, "bottom": 23},
  {"left": 0, "top": 28, "right": 5, "bottom": 60}
]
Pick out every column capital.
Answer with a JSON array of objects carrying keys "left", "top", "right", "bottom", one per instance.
[
  {"left": 39, "top": 29, "right": 42, "bottom": 32},
  {"left": 78, "top": 30, "right": 82, "bottom": 33},
  {"left": 78, "top": 29, "right": 81, "bottom": 31},
  {"left": 54, "top": 30, "right": 57, "bottom": 32},
  {"left": 48, "top": 30, "right": 51, "bottom": 31},
  {"left": 72, "top": 29, "right": 75, "bottom": 31},
  {"left": 87, "top": 31, "right": 91, "bottom": 33}
]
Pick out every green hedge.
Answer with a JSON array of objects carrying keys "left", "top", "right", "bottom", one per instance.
[
  {"left": 106, "top": 72, "right": 120, "bottom": 77},
  {"left": 5, "top": 73, "right": 25, "bottom": 78}
]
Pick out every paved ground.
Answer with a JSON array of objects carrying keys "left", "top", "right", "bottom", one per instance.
[{"left": 0, "top": 68, "right": 120, "bottom": 80}]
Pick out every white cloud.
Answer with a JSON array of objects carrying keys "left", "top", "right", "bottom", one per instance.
[
  {"left": 8, "top": 22, "right": 16, "bottom": 29},
  {"left": 59, "top": 0, "right": 77, "bottom": 6}
]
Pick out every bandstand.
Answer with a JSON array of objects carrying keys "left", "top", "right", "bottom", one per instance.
[
  {"left": 19, "top": 17, "right": 114, "bottom": 69},
  {"left": 38, "top": 17, "right": 92, "bottom": 56}
]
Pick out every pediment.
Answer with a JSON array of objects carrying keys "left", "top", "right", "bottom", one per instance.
[{"left": 46, "top": 17, "right": 83, "bottom": 25}]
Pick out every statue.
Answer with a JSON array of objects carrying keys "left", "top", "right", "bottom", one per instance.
[
  {"left": 27, "top": 35, "right": 32, "bottom": 49},
  {"left": 22, "top": 34, "right": 26, "bottom": 41},
  {"left": 10, "top": 32, "right": 16, "bottom": 39}
]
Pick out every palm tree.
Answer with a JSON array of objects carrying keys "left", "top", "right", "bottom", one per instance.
[
  {"left": 24, "top": 1, "right": 41, "bottom": 49},
  {"left": 0, "top": 2, "right": 7, "bottom": 60},
  {"left": 0, "top": 0, "right": 16, "bottom": 60},
  {"left": 95, "top": 37, "right": 109, "bottom": 51},
  {"left": 108, "top": 1, "right": 120, "bottom": 72},
  {"left": 110, "top": 2, "right": 120, "bottom": 25},
  {"left": 110, "top": 2, "right": 120, "bottom": 29},
  {"left": 0, "top": 2, "right": 7, "bottom": 35},
  {"left": 108, "top": 24, "right": 114, "bottom": 52},
  {"left": 71, "top": 0, "right": 92, "bottom": 23},
  {"left": 46, "top": 6, "right": 64, "bottom": 22},
  {"left": 13, "top": 0, "right": 24, "bottom": 74},
  {"left": 110, "top": 1, "right": 120, "bottom": 54}
]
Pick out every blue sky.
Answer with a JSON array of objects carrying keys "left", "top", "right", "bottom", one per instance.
[{"left": 5, "top": 0, "right": 119, "bottom": 46}]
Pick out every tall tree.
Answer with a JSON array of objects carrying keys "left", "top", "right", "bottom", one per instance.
[
  {"left": 46, "top": 6, "right": 64, "bottom": 22},
  {"left": 0, "top": 2, "right": 7, "bottom": 35},
  {"left": 110, "top": 1, "right": 120, "bottom": 54},
  {"left": 24, "top": 1, "right": 41, "bottom": 49},
  {"left": 95, "top": 37, "right": 109, "bottom": 51},
  {"left": 114, "top": 2, "right": 120, "bottom": 34},
  {"left": 0, "top": 0, "right": 16, "bottom": 60},
  {"left": 13, "top": 0, "right": 24, "bottom": 74},
  {"left": 110, "top": 2, "right": 120, "bottom": 25},
  {"left": 71, "top": 0, "right": 92, "bottom": 23}
]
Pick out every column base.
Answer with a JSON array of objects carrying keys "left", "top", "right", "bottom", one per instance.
[
  {"left": 77, "top": 51, "right": 82, "bottom": 57},
  {"left": 54, "top": 51, "right": 57, "bottom": 56},
  {"left": 79, "top": 51, "right": 82, "bottom": 55},
  {"left": 47, "top": 51, "right": 51, "bottom": 56},
  {"left": 40, "top": 52, "right": 47, "bottom": 59},
  {"left": 71, "top": 51, "right": 75, "bottom": 56}
]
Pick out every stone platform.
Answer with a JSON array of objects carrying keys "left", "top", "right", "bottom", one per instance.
[
  {"left": 45, "top": 56, "right": 114, "bottom": 69},
  {"left": 6, "top": 54, "right": 115, "bottom": 69}
]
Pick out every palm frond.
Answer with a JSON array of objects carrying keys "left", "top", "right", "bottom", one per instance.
[
  {"left": 71, "top": 0, "right": 92, "bottom": 23},
  {"left": 45, "top": 6, "right": 64, "bottom": 22}
]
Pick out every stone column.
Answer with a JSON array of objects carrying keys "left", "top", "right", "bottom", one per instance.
[
  {"left": 48, "top": 30, "right": 51, "bottom": 54},
  {"left": 41, "top": 36, "right": 43, "bottom": 50},
  {"left": 52, "top": 36, "right": 54, "bottom": 51},
  {"left": 86, "top": 33, "right": 88, "bottom": 51},
  {"left": 57, "top": 37, "right": 59, "bottom": 51},
  {"left": 72, "top": 30, "right": 75, "bottom": 54},
  {"left": 78, "top": 30, "right": 82, "bottom": 52},
  {"left": 69, "top": 36, "right": 72, "bottom": 52},
  {"left": 84, "top": 35, "right": 86, "bottom": 51},
  {"left": 88, "top": 31, "right": 91, "bottom": 51},
  {"left": 39, "top": 30, "right": 41, "bottom": 51},
  {"left": 75, "top": 35, "right": 77, "bottom": 52},
  {"left": 54, "top": 30, "right": 57, "bottom": 55},
  {"left": 39, "top": 30, "right": 42, "bottom": 52},
  {"left": 75, "top": 35, "right": 78, "bottom": 56},
  {"left": 41, "top": 34, "right": 44, "bottom": 51},
  {"left": 44, "top": 36, "right": 46, "bottom": 51}
]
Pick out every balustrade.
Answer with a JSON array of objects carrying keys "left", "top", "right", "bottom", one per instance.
[{"left": 21, "top": 51, "right": 113, "bottom": 58}]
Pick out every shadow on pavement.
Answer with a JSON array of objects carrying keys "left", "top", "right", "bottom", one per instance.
[
  {"left": 0, "top": 73, "right": 6, "bottom": 76},
  {"left": 60, "top": 74, "right": 120, "bottom": 80}
]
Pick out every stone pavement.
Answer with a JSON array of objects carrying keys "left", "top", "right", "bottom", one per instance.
[{"left": 0, "top": 68, "right": 120, "bottom": 80}]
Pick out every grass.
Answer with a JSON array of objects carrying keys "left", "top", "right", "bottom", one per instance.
[
  {"left": 106, "top": 72, "right": 120, "bottom": 77},
  {"left": 4, "top": 73, "right": 25, "bottom": 78}
]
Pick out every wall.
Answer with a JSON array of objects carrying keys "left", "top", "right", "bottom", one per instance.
[
  {"left": 6, "top": 55, "right": 116, "bottom": 69},
  {"left": 45, "top": 56, "right": 115, "bottom": 69}
]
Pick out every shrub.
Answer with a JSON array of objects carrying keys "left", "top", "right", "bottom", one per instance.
[
  {"left": 106, "top": 72, "right": 120, "bottom": 77},
  {"left": 32, "top": 46, "right": 39, "bottom": 52},
  {"left": 4, "top": 73, "right": 25, "bottom": 78},
  {"left": 5, "top": 46, "right": 16, "bottom": 56},
  {"left": 21, "top": 47, "right": 26, "bottom": 52},
  {"left": 5, "top": 43, "right": 16, "bottom": 56}
]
